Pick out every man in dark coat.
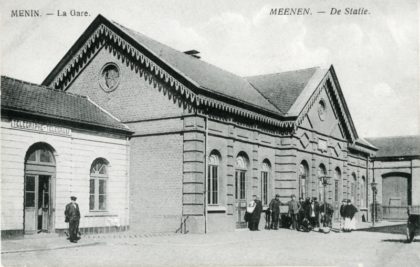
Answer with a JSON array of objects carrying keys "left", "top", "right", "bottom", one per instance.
[
  {"left": 249, "top": 196, "right": 263, "bottom": 231},
  {"left": 65, "top": 196, "right": 81, "bottom": 243},
  {"left": 297, "top": 197, "right": 306, "bottom": 230},
  {"left": 313, "top": 197, "right": 321, "bottom": 227},
  {"left": 287, "top": 194, "right": 300, "bottom": 230},
  {"left": 269, "top": 194, "right": 281, "bottom": 230}
]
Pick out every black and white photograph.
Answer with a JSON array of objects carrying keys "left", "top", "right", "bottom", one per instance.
[{"left": 1, "top": 0, "right": 419, "bottom": 266}]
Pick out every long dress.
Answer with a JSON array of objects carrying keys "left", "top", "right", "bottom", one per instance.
[
  {"left": 344, "top": 204, "right": 358, "bottom": 231},
  {"left": 249, "top": 200, "right": 262, "bottom": 231}
]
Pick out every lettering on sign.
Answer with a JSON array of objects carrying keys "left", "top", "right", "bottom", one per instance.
[{"left": 11, "top": 119, "right": 71, "bottom": 136}]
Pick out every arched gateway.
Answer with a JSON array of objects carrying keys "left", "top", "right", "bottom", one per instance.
[{"left": 24, "top": 143, "right": 56, "bottom": 234}]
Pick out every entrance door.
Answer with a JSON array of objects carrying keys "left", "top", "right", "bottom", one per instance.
[
  {"left": 24, "top": 175, "right": 51, "bottom": 234},
  {"left": 235, "top": 170, "right": 247, "bottom": 228},
  {"left": 24, "top": 143, "right": 56, "bottom": 234},
  {"left": 24, "top": 175, "right": 37, "bottom": 234}
]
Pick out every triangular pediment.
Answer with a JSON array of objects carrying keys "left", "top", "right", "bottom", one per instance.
[{"left": 294, "top": 66, "right": 358, "bottom": 143}]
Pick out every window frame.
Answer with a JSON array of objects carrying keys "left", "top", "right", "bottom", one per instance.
[
  {"left": 207, "top": 154, "right": 220, "bottom": 205},
  {"left": 89, "top": 158, "right": 109, "bottom": 212}
]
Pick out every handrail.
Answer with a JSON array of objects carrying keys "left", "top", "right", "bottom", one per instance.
[{"left": 175, "top": 216, "right": 189, "bottom": 234}]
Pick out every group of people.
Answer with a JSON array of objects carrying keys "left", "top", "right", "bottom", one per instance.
[{"left": 245, "top": 194, "right": 358, "bottom": 233}]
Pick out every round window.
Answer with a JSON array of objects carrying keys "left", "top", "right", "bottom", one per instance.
[
  {"left": 318, "top": 100, "right": 326, "bottom": 121},
  {"left": 99, "top": 63, "right": 120, "bottom": 92}
]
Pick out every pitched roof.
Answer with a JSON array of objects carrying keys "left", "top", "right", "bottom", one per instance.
[
  {"left": 246, "top": 67, "right": 325, "bottom": 115},
  {"left": 113, "top": 21, "right": 281, "bottom": 114},
  {"left": 1, "top": 76, "right": 131, "bottom": 132},
  {"left": 40, "top": 15, "right": 354, "bottom": 129},
  {"left": 366, "top": 136, "right": 420, "bottom": 158}
]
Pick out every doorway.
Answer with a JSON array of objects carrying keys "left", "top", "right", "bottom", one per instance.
[
  {"left": 24, "top": 143, "right": 56, "bottom": 234},
  {"left": 24, "top": 175, "right": 52, "bottom": 233}
]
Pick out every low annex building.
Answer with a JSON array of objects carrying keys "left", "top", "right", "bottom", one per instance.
[
  {"left": 1, "top": 76, "right": 132, "bottom": 237},
  {"left": 367, "top": 136, "right": 420, "bottom": 220},
  {"left": 2, "top": 14, "right": 417, "bottom": 236}
]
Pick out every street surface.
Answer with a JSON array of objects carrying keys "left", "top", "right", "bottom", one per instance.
[{"left": 2, "top": 229, "right": 420, "bottom": 267}]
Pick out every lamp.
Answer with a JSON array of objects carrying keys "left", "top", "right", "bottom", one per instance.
[
  {"left": 371, "top": 181, "right": 378, "bottom": 227},
  {"left": 319, "top": 175, "right": 331, "bottom": 227}
]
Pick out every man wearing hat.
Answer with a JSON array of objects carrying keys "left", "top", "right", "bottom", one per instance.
[
  {"left": 269, "top": 194, "right": 282, "bottom": 230},
  {"left": 287, "top": 194, "right": 300, "bottom": 230},
  {"left": 65, "top": 196, "right": 81, "bottom": 243}
]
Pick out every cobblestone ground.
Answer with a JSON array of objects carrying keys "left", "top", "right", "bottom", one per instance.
[{"left": 2, "top": 229, "right": 420, "bottom": 267}]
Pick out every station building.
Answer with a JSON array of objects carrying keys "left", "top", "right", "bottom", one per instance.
[{"left": 1, "top": 14, "right": 418, "bottom": 236}]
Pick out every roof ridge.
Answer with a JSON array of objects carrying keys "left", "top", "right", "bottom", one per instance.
[
  {"left": 245, "top": 66, "right": 320, "bottom": 78},
  {"left": 366, "top": 135, "right": 420, "bottom": 139},
  {"left": 1, "top": 75, "right": 88, "bottom": 99}
]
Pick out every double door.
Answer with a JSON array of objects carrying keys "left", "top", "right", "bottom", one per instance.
[{"left": 24, "top": 175, "right": 52, "bottom": 234}]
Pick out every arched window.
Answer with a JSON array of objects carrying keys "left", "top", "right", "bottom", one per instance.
[
  {"left": 334, "top": 168, "right": 341, "bottom": 202},
  {"left": 360, "top": 176, "right": 366, "bottom": 207},
  {"left": 207, "top": 152, "right": 220, "bottom": 205},
  {"left": 318, "top": 164, "right": 327, "bottom": 202},
  {"left": 299, "top": 161, "right": 309, "bottom": 199},
  {"left": 235, "top": 153, "right": 248, "bottom": 200},
  {"left": 90, "top": 158, "right": 109, "bottom": 211},
  {"left": 350, "top": 173, "right": 357, "bottom": 204},
  {"left": 261, "top": 160, "right": 271, "bottom": 206}
]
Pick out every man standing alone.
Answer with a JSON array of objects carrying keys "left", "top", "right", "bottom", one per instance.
[
  {"left": 287, "top": 194, "right": 300, "bottom": 230},
  {"left": 269, "top": 194, "right": 281, "bottom": 230},
  {"left": 65, "top": 196, "right": 80, "bottom": 243}
]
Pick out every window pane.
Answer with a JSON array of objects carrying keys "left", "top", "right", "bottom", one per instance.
[
  {"left": 89, "top": 179, "right": 95, "bottom": 194},
  {"left": 99, "top": 164, "right": 107, "bottom": 175},
  {"left": 89, "top": 194, "right": 95, "bottom": 210},
  {"left": 27, "top": 151, "right": 36, "bottom": 162},
  {"left": 25, "top": 192, "right": 35, "bottom": 207},
  {"left": 207, "top": 166, "right": 212, "bottom": 204},
  {"left": 240, "top": 172, "right": 245, "bottom": 199},
  {"left": 212, "top": 166, "right": 218, "bottom": 204},
  {"left": 40, "top": 149, "right": 52, "bottom": 163},
  {"left": 99, "top": 195, "right": 106, "bottom": 210},
  {"left": 99, "top": 180, "right": 106, "bottom": 194},
  {"left": 25, "top": 176, "right": 35, "bottom": 191},
  {"left": 235, "top": 172, "right": 238, "bottom": 200}
]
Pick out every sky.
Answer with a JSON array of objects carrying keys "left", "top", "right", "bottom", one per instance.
[{"left": 1, "top": 0, "right": 419, "bottom": 138}]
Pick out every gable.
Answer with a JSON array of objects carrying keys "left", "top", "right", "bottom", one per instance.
[
  {"left": 303, "top": 87, "right": 345, "bottom": 140},
  {"left": 65, "top": 46, "right": 186, "bottom": 122},
  {"left": 295, "top": 67, "right": 358, "bottom": 143}
]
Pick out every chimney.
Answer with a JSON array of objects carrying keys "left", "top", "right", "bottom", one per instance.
[{"left": 183, "top": 50, "right": 201, "bottom": 59}]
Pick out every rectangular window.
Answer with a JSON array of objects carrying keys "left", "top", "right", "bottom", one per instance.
[
  {"left": 207, "top": 165, "right": 218, "bottom": 205},
  {"left": 261, "top": 171, "right": 268, "bottom": 205}
]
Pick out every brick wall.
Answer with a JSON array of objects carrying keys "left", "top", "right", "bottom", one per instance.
[{"left": 129, "top": 133, "right": 183, "bottom": 233}]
